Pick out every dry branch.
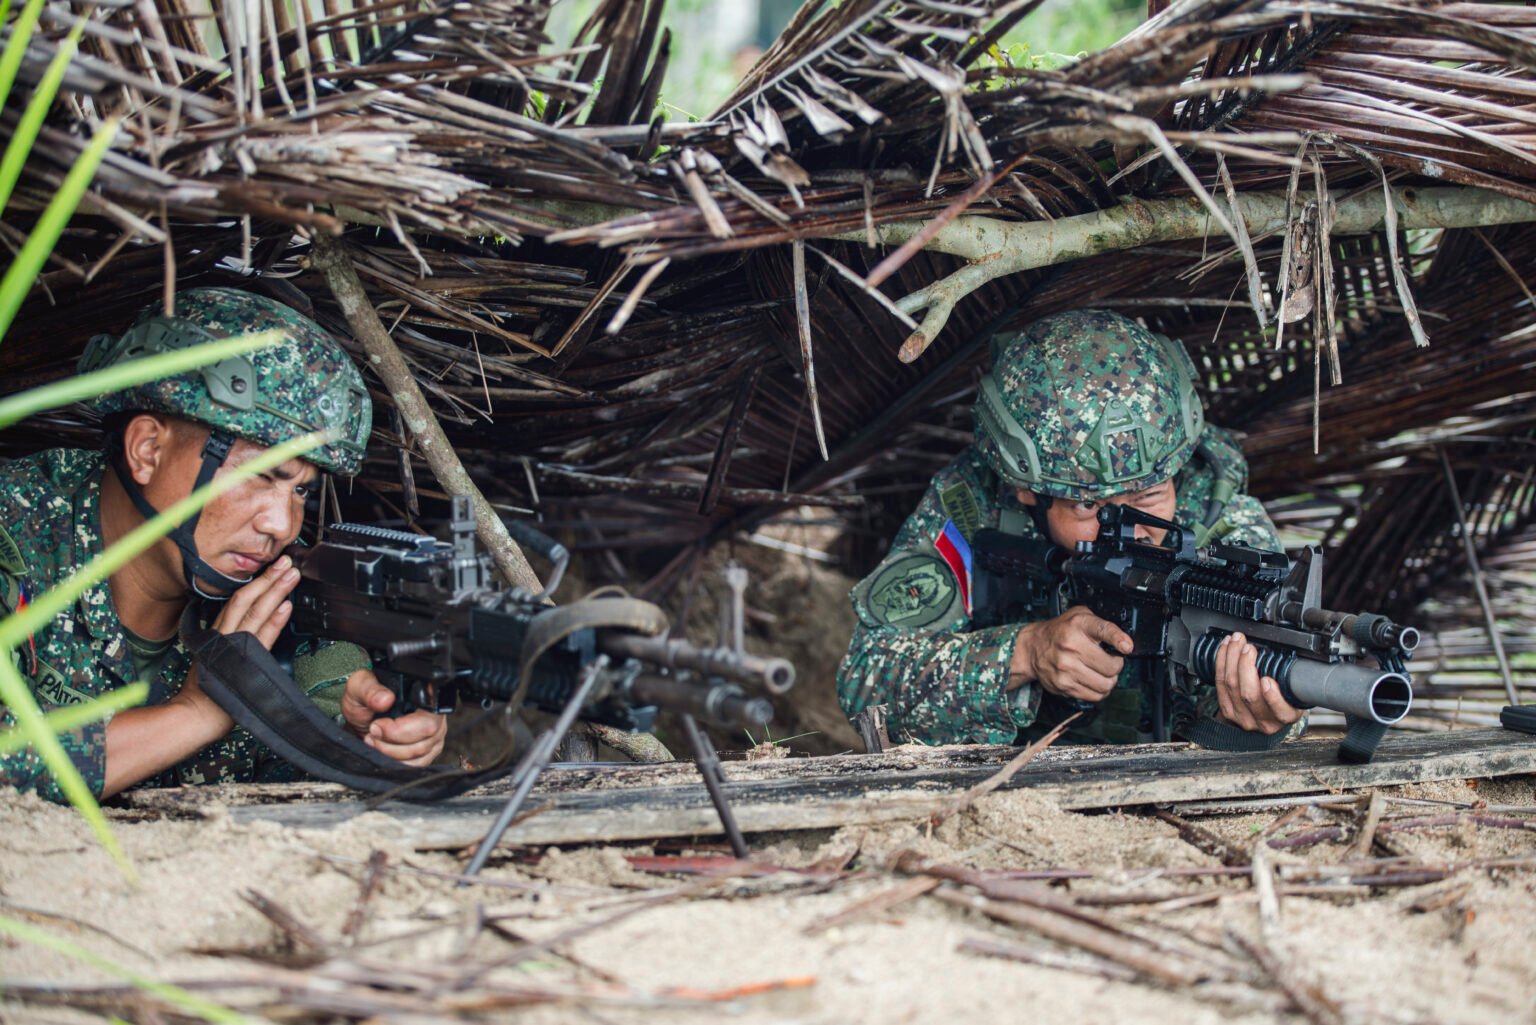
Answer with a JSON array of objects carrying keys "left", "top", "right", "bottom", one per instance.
[
  {"left": 833, "top": 186, "right": 1536, "bottom": 360},
  {"left": 310, "top": 234, "right": 541, "bottom": 591}
]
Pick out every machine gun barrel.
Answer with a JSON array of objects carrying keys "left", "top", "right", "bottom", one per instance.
[
  {"left": 598, "top": 633, "right": 796, "bottom": 695},
  {"left": 627, "top": 674, "right": 774, "bottom": 730}
]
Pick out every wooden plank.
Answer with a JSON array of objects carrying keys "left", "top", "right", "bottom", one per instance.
[{"left": 206, "top": 728, "right": 1536, "bottom": 850}]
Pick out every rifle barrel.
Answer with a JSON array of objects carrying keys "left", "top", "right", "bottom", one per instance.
[
  {"left": 628, "top": 674, "right": 774, "bottom": 730},
  {"left": 598, "top": 634, "right": 796, "bottom": 695}
]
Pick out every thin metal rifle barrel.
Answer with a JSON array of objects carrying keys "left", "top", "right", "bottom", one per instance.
[{"left": 598, "top": 634, "right": 796, "bottom": 695}]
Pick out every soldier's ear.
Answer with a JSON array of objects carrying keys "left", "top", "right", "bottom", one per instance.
[
  {"left": 1015, "top": 487, "right": 1039, "bottom": 507},
  {"left": 120, "top": 413, "right": 172, "bottom": 485}
]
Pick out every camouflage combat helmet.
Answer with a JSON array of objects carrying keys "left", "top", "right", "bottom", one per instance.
[
  {"left": 973, "top": 309, "right": 1205, "bottom": 501},
  {"left": 82, "top": 287, "right": 371, "bottom": 476},
  {"left": 81, "top": 288, "right": 372, "bottom": 598}
]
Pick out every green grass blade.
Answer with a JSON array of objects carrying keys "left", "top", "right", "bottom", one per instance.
[
  {"left": 0, "top": 658, "right": 134, "bottom": 877},
  {"left": 0, "top": 330, "right": 283, "bottom": 429},
  {"left": 0, "top": 430, "right": 329, "bottom": 650},
  {"left": 0, "top": 0, "right": 47, "bottom": 112},
  {"left": 0, "top": 682, "right": 147, "bottom": 756},
  {"left": 0, "top": 15, "right": 87, "bottom": 215},
  {"left": 0, "top": 914, "right": 256, "bottom": 1024},
  {"left": 0, "top": 115, "right": 119, "bottom": 343}
]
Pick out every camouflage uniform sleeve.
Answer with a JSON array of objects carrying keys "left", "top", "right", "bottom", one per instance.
[
  {"left": 0, "top": 571, "right": 108, "bottom": 801},
  {"left": 837, "top": 466, "right": 1039, "bottom": 745},
  {"left": 1207, "top": 493, "right": 1282, "bottom": 552},
  {"left": 839, "top": 609, "right": 1035, "bottom": 745}
]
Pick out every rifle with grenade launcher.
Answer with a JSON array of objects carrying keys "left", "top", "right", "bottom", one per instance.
[{"left": 970, "top": 504, "right": 1418, "bottom": 762}]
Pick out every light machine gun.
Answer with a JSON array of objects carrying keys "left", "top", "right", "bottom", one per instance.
[
  {"left": 970, "top": 505, "right": 1418, "bottom": 763},
  {"left": 282, "top": 498, "right": 795, "bottom": 874}
]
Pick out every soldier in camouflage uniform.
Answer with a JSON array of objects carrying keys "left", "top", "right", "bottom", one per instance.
[
  {"left": 0, "top": 288, "right": 446, "bottom": 802},
  {"left": 838, "top": 309, "right": 1304, "bottom": 747}
]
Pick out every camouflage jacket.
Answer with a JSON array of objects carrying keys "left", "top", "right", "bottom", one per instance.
[
  {"left": 837, "top": 426, "right": 1282, "bottom": 746},
  {"left": 0, "top": 449, "right": 361, "bottom": 802}
]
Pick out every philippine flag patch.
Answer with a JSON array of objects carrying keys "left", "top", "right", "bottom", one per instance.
[{"left": 933, "top": 519, "right": 973, "bottom": 615}]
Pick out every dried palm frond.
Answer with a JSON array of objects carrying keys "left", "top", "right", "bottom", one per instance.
[{"left": 4, "top": 0, "right": 1536, "bottom": 726}]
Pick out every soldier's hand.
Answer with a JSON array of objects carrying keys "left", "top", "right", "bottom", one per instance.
[
  {"left": 339, "top": 669, "right": 447, "bottom": 767},
  {"left": 1012, "top": 606, "right": 1132, "bottom": 703},
  {"left": 214, "top": 554, "right": 300, "bottom": 650},
  {"left": 1213, "top": 631, "right": 1304, "bottom": 735}
]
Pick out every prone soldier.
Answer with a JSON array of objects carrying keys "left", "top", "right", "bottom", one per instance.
[
  {"left": 0, "top": 288, "right": 447, "bottom": 801},
  {"left": 837, "top": 309, "right": 1305, "bottom": 747}
]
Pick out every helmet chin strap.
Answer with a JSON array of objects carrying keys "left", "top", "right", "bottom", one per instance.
[
  {"left": 1026, "top": 494, "right": 1054, "bottom": 541},
  {"left": 110, "top": 429, "right": 254, "bottom": 601}
]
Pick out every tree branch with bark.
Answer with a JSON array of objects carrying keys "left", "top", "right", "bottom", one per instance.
[{"left": 832, "top": 186, "right": 1536, "bottom": 361}]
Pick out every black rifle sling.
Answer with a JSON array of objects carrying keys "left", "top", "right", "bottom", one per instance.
[
  {"left": 1175, "top": 716, "right": 1290, "bottom": 753},
  {"left": 181, "top": 606, "right": 508, "bottom": 801},
  {"left": 1338, "top": 715, "right": 1387, "bottom": 764}
]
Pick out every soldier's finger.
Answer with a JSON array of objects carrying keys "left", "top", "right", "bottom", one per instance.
[
  {"left": 1259, "top": 677, "right": 1302, "bottom": 725},
  {"left": 1071, "top": 663, "right": 1118, "bottom": 701},
  {"left": 384, "top": 739, "right": 445, "bottom": 767},
  {"left": 213, "top": 558, "right": 284, "bottom": 631},
  {"left": 220, "top": 557, "right": 297, "bottom": 634},
  {"left": 1236, "top": 642, "right": 1266, "bottom": 712},
  {"left": 1085, "top": 616, "right": 1134, "bottom": 656},
  {"left": 369, "top": 711, "right": 442, "bottom": 746},
  {"left": 1215, "top": 672, "right": 1239, "bottom": 726},
  {"left": 234, "top": 563, "right": 299, "bottom": 637},
  {"left": 249, "top": 600, "right": 292, "bottom": 650},
  {"left": 365, "top": 727, "right": 443, "bottom": 764}
]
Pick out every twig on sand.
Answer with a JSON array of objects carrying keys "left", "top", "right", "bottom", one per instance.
[
  {"left": 1228, "top": 929, "right": 1346, "bottom": 1025},
  {"left": 1348, "top": 791, "right": 1388, "bottom": 859},
  {"left": 341, "top": 850, "right": 389, "bottom": 943},
  {"left": 242, "top": 889, "right": 328, "bottom": 952},
  {"left": 959, "top": 935, "right": 1140, "bottom": 982},
  {"left": 929, "top": 713, "right": 1081, "bottom": 828},
  {"left": 803, "top": 875, "right": 941, "bottom": 936}
]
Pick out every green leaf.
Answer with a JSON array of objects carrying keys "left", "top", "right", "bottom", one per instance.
[
  {"left": 0, "top": 682, "right": 148, "bottom": 756},
  {"left": 0, "top": 330, "right": 284, "bottom": 429},
  {"left": 0, "top": 430, "right": 331, "bottom": 651},
  {"left": 0, "top": 914, "right": 256, "bottom": 1024},
  {"left": 0, "top": 13, "right": 86, "bottom": 215},
  {"left": 0, "top": 116, "right": 119, "bottom": 343},
  {"left": 0, "top": 658, "right": 135, "bottom": 877},
  {"left": 0, "top": 0, "right": 47, "bottom": 113}
]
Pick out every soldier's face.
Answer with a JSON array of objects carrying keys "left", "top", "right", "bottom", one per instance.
[
  {"left": 139, "top": 419, "right": 318, "bottom": 581},
  {"left": 1016, "top": 480, "right": 1178, "bottom": 549},
  {"left": 193, "top": 439, "right": 319, "bottom": 579}
]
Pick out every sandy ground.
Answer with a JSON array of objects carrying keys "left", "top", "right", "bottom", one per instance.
[{"left": 3, "top": 769, "right": 1534, "bottom": 1025}]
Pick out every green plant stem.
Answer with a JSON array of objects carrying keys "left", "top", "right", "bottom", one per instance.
[
  {"left": 0, "top": 14, "right": 86, "bottom": 214},
  {"left": 0, "top": 682, "right": 148, "bottom": 756},
  {"left": 0, "top": 116, "right": 119, "bottom": 342},
  {"left": 0, "top": 914, "right": 255, "bottom": 1025},
  {"left": 0, "top": 659, "right": 133, "bottom": 877},
  {"left": 0, "top": 331, "right": 283, "bottom": 429},
  {"left": 0, "top": 0, "right": 47, "bottom": 112}
]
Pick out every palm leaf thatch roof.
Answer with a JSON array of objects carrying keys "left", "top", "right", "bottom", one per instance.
[{"left": 4, "top": 0, "right": 1536, "bottom": 730}]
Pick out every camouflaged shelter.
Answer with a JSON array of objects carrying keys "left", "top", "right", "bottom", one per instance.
[{"left": 3, "top": 0, "right": 1536, "bottom": 734}]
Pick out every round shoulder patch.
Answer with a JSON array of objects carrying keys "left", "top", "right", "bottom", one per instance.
[{"left": 864, "top": 552, "right": 962, "bottom": 629}]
